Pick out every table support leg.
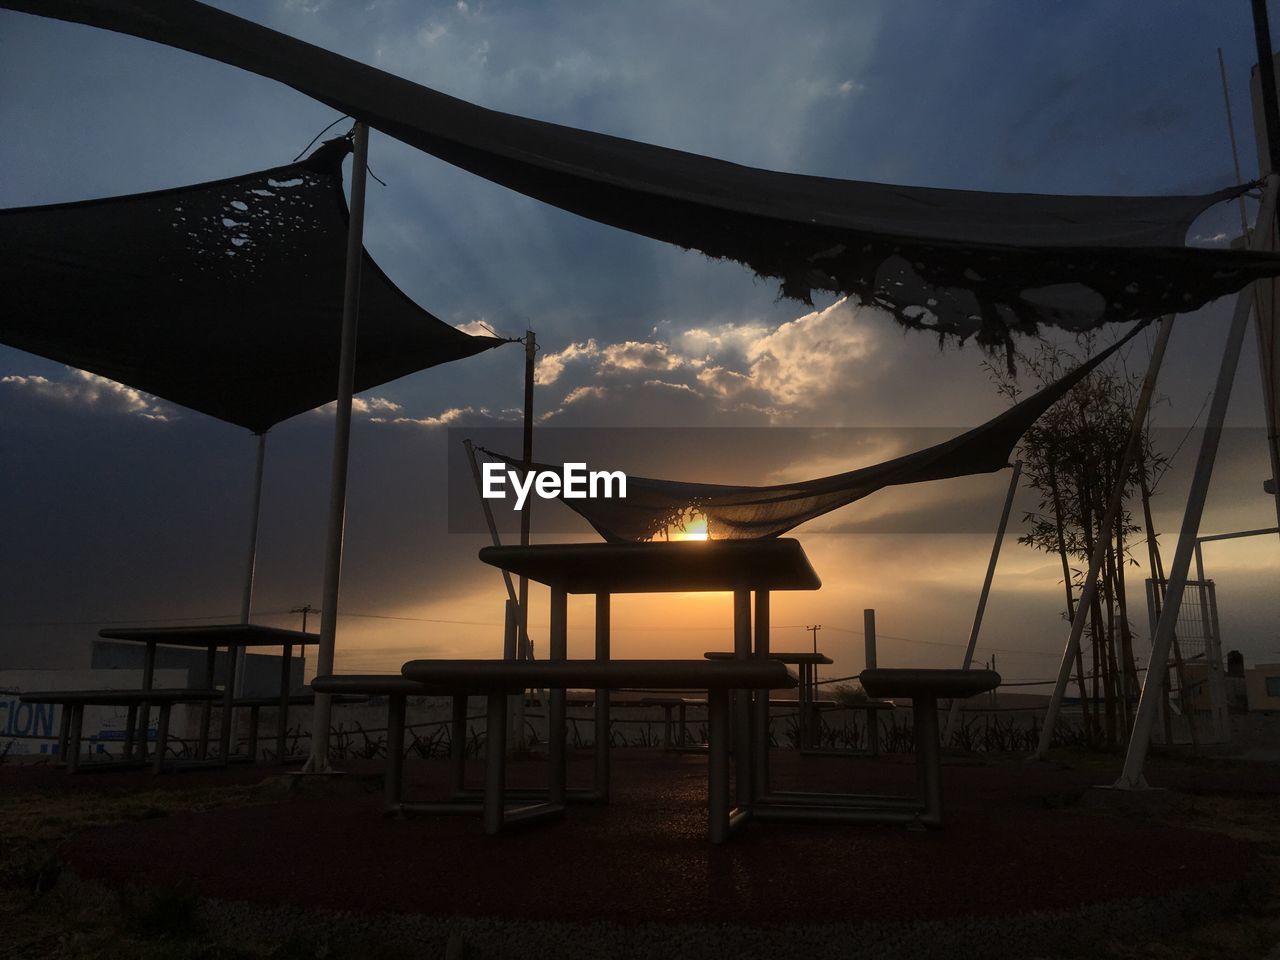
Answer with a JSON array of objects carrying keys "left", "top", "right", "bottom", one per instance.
[
  {"left": 732, "top": 589, "right": 753, "bottom": 807},
  {"left": 797, "top": 663, "right": 810, "bottom": 750},
  {"left": 247, "top": 705, "right": 260, "bottom": 762},
  {"left": 138, "top": 640, "right": 156, "bottom": 764},
  {"left": 483, "top": 693, "right": 508, "bottom": 835},
  {"left": 198, "top": 645, "right": 216, "bottom": 760},
  {"left": 153, "top": 702, "right": 172, "bottom": 775},
  {"left": 220, "top": 642, "right": 238, "bottom": 760},
  {"left": 123, "top": 704, "right": 137, "bottom": 761},
  {"left": 450, "top": 693, "right": 468, "bottom": 795},
  {"left": 661, "top": 705, "right": 673, "bottom": 750},
  {"left": 57, "top": 705, "right": 71, "bottom": 765},
  {"left": 549, "top": 587, "right": 568, "bottom": 806},
  {"left": 276, "top": 642, "right": 292, "bottom": 763},
  {"left": 708, "top": 689, "right": 730, "bottom": 843},
  {"left": 753, "top": 590, "right": 771, "bottom": 798},
  {"left": 386, "top": 693, "right": 406, "bottom": 813},
  {"left": 594, "top": 592, "right": 610, "bottom": 800},
  {"left": 67, "top": 704, "right": 83, "bottom": 774},
  {"left": 866, "top": 705, "right": 879, "bottom": 756},
  {"left": 678, "top": 702, "right": 687, "bottom": 746},
  {"left": 913, "top": 695, "right": 942, "bottom": 827}
]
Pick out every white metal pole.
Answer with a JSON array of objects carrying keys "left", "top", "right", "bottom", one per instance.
[
  {"left": 945, "top": 459, "right": 1021, "bottom": 742},
  {"left": 1032, "top": 315, "right": 1176, "bottom": 760},
  {"left": 303, "top": 122, "right": 369, "bottom": 774},
  {"left": 235, "top": 430, "right": 267, "bottom": 696},
  {"left": 1115, "top": 175, "right": 1278, "bottom": 788}
]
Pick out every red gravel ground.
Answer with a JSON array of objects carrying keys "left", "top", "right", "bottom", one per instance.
[{"left": 20, "top": 748, "right": 1271, "bottom": 927}]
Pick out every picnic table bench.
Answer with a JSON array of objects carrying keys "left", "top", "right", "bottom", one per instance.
[
  {"left": 309, "top": 675, "right": 463, "bottom": 814},
  {"left": 234, "top": 693, "right": 366, "bottom": 763},
  {"left": 98, "top": 623, "right": 319, "bottom": 763},
  {"left": 396, "top": 659, "right": 795, "bottom": 841},
  {"left": 19, "top": 688, "right": 222, "bottom": 773},
  {"left": 752, "top": 667, "right": 1000, "bottom": 828}
]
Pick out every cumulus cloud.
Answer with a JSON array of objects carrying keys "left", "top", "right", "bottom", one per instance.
[
  {"left": 535, "top": 339, "right": 600, "bottom": 385},
  {"left": 1, "top": 370, "right": 173, "bottom": 421},
  {"left": 314, "top": 394, "right": 402, "bottom": 419},
  {"left": 453, "top": 319, "right": 499, "bottom": 337},
  {"left": 741, "top": 298, "right": 879, "bottom": 409},
  {"left": 352, "top": 396, "right": 402, "bottom": 414},
  {"left": 598, "top": 340, "right": 682, "bottom": 374},
  {"left": 678, "top": 323, "right": 770, "bottom": 360},
  {"left": 526, "top": 298, "right": 889, "bottom": 425},
  {"left": 368, "top": 405, "right": 523, "bottom": 428}
]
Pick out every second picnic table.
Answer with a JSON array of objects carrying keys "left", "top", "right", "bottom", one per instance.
[{"left": 97, "top": 623, "right": 319, "bottom": 763}]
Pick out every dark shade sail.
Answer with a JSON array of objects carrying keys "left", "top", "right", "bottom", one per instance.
[
  {"left": 6, "top": 0, "right": 1280, "bottom": 351},
  {"left": 0, "top": 138, "right": 503, "bottom": 433},
  {"left": 479, "top": 326, "right": 1142, "bottom": 542}
]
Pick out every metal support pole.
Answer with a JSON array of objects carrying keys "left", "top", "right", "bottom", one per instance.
[
  {"left": 304, "top": 121, "right": 369, "bottom": 774},
  {"left": 502, "top": 599, "right": 520, "bottom": 749},
  {"left": 1034, "top": 316, "right": 1176, "bottom": 760},
  {"left": 153, "top": 702, "right": 172, "bottom": 775},
  {"left": 483, "top": 693, "right": 507, "bottom": 835},
  {"left": 708, "top": 688, "right": 730, "bottom": 844},
  {"left": 913, "top": 696, "right": 942, "bottom": 827},
  {"left": 946, "top": 460, "right": 1021, "bottom": 742},
  {"left": 732, "top": 589, "right": 752, "bottom": 806},
  {"left": 450, "top": 693, "right": 468, "bottom": 795},
  {"left": 594, "top": 593, "right": 611, "bottom": 800},
  {"left": 753, "top": 590, "right": 770, "bottom": 798},
  {"left": 386, "top": 694, "right": 406, "bottom": 812},
  {"left": 1247, "top": 42, "right": 1280, "bottom": 539},
  {"left": 548, "top": 586, "right": 567, "bottom": 805},
  {"left": 276, "top": 642, "right": 292, "bottom": 762},
  {"left": 864, "top": 608, "right": 878, "bottom": 755},
  {"left": 1116, "top": 175, "right": 1278, "bottom": 788},
  {"left": 1253, "top": 0, "right": 1280, "bottom": 174},
  {"left": 235, "top": 431, "right": 267, "bottom": 697},
  {"left": 198, "top": 644, "right": 216, "bottom": 760},
  {"left": 516, "top": 334, "right": 537, "bottom": 744}
]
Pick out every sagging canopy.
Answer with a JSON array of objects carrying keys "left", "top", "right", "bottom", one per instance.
[
  {"left": 478, "top": 326, "right": 1142, "bottom": 542},
  {"left": 0, "top": 137, "right": 503, "bottom": 433},
  {"left": 7, "top": 1, "right": 1280, "bottom": 353}
]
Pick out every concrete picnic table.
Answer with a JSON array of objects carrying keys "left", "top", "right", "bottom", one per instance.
[
  {"left": 752, "top": 666, "right": 1001, "bottom": 828},
  {"left": 398, "top": 658, "right": 795, "bottom": 840},
  {"left": 479, "top": 538, "right": 821, "bottom": 810},
  {"left": 97, "top": 623, "right": 318, "bottom": 764},
  {"left": 19, "top": 687, "right": 222, "bottom": 773}
]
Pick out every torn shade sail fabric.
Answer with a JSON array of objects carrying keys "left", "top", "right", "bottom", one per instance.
[
  {"left": 478, "top": 325, "right": 1143, "bottom": 542},
  {"left": 7, "top": 2, "right": 1280, "bottom": 352},
  {"left": 0, "top": 138, "right": 502, "bottom": 433}
]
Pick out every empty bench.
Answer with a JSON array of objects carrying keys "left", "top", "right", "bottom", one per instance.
[
  {"left": 397, "top": 659, "right": 795, "bottom": 842},
  {"left": 752, "top": 667, "right": 1000, "bottom": 829},
  {"left": 309, "top": 675, "right": 464, "bottom": 815},
  {"left": 19, "top": 688, "right": 222, "bottom": 773},
  {"left": 233, "top": 693, "right": 367, "bottom": 764}
]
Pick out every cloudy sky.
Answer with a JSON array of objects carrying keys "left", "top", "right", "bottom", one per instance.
[{"left": 2, "top": 0, "right": 1278, "bottom": 682}]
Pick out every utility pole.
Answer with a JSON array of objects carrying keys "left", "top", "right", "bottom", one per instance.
[
  {"left": 290, "top": 603, "right": 314, "bottom": 684},
  {"left": 805, "top": 624, "right": 821, "bottom": 654},
  {"left": 291, "top": 603, "right": 314, "bottom": 633}
]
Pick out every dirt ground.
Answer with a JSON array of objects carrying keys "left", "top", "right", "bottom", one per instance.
[{"left": 1, "top": 747, "right": 1277, "bottom": 959}]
